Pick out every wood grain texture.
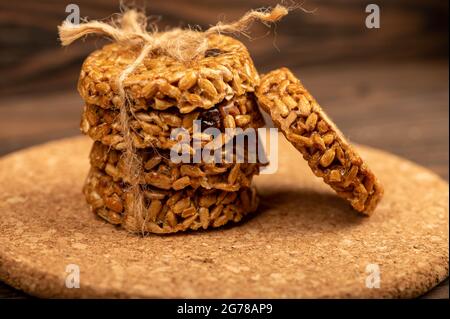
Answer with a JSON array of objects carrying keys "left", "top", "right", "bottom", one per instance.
[{"left": 0, "top": 0, "right": 448, "bottom": 97}]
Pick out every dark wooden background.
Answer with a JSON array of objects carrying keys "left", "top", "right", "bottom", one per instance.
[{"left": 0, "top": 0, "right": 448, "bottom": 298}]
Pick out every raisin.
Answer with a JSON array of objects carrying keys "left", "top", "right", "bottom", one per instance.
[
  {"left": 204, "top": 48, "right": 223, "bottom": 57},
  {"left": 198, "top": 108, "right": 222, "bottom": 130}
]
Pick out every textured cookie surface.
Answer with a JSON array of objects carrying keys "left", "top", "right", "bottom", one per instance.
[
  {"left": 256, "top": 68, "right": 383, "bottom": 214},
  {"left": 81, "top": 93, "right": 265, "bottom": 150},
  {"left": 89, "top": 141, "right": 261, "bottom": 192},
  {"left": 0, "top": 136, "right": 447, "bottom": 298},
  {"left": 84, "top": 167, "right": 259, "bottom": 234},
  {"left": 78, "top": 35, "right": 259, "bottom": 113}
]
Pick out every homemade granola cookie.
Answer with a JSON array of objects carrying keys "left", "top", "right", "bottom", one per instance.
[
  {"left": 81, "top": 93, "right": 265, "bottom": 150},
  {"left": 256, "top": 68, "right": 383, "bottom": 214},
  {"left": 78, "top": 34, "right": 260, "bottom": 113},
  {"left": 89, "top": 142, "right": 261, "bottom": 192},
  {"left": 83, "top": 167, "right": 259, "bottom": 234}
]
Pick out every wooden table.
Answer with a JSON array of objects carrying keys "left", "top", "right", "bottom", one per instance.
[{"left": 0, "top": 61, "right": 447, "bottom": 298}]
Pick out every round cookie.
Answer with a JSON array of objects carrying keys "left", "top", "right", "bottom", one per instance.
[
  {"left": 89, "top": 141, "right": 261, "bottom": 192},
  {"left": 81, "top": 93, "right": 265, "bottom": 150},
  {"left": 78, "top": 34, "right": 260, "bottom": 113},
  {"left": 256, "top": 68, "right": 383, "bottom": 214},
  {"left": 83, "top": 167, "right": 259, "bottom": 234}
]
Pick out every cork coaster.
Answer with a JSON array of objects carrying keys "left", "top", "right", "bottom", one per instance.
[{"left": 0, "top": 135, "right": 448, "bottom": 298}]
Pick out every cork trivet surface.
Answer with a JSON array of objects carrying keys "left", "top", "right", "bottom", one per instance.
[{"left": 0, "top": 135, "right": 448, "bottom": 298}]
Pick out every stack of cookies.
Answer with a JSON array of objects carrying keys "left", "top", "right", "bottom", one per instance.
[{"left": 78, "top": 35, "right": 266, "bottom": 234}]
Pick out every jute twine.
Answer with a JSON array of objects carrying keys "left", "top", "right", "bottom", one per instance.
[{"left": 58, "top": 5, "right": 291, "bottom": 233}]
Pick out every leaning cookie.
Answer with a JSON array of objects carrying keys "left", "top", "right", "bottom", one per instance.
[
  {"left": 83, "top": 167, "right": 259, "bottom": 234},
  {"left": 256, "top": 68, "right": 383, "bottom": 214}
]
